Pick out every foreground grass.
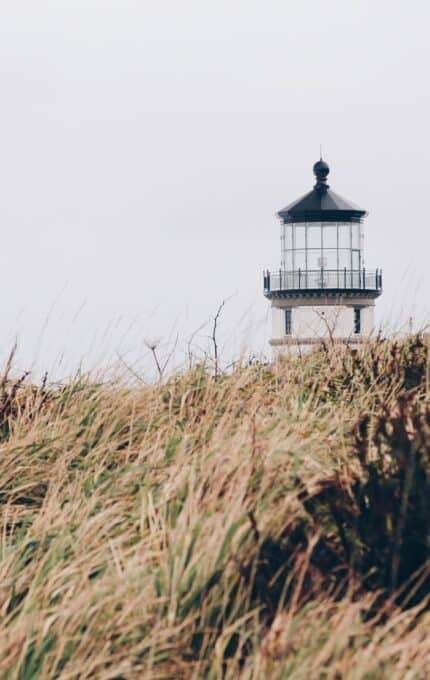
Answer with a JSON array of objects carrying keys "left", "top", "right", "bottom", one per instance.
[{"left": 0, "top": 337, "right": 430, "bottom": 678}]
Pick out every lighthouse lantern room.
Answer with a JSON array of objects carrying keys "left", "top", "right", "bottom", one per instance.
[{"left": 263, "top": 159, "right": 382, "bottom": 354}]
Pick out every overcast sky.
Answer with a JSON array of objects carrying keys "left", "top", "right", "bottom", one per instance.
[{"left": 0, "top": 0, "right": 429, "bottom": 377}]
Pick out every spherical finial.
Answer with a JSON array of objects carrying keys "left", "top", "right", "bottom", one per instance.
[
  {"left": 313, "top": 159, "right": 330, "bottom": 181},
  {"left": 313, "top": 159, "right": 330, "bottom": 190}
]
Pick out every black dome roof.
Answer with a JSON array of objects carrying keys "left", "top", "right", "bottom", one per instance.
[{"left": 278, "top": 160, "right": 367, "bottom": 223}]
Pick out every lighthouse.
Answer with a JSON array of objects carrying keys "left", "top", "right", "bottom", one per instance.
[{"left": 263, "top": 159, "right": 382, "bottom": 354}]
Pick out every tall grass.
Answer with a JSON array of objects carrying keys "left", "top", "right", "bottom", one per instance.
[{"left": 0, "top": 336, "right": 430, "bottom": 678}]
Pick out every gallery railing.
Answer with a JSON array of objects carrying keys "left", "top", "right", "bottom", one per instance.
[{"left": 263, "top": 268, "right": 382, "bottom": 294}]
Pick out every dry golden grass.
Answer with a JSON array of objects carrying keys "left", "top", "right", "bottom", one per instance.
[{"left": 0, "top": 337, "right": 429, "bottom": 678}]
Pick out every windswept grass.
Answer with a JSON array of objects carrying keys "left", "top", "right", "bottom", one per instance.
[{"left": 0, "top": 336, "right": 430, "bottom": 678}]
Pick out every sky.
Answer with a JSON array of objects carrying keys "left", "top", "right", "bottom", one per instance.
[{"left": 0, "top": 0, "right": 429, "bottom": 379}]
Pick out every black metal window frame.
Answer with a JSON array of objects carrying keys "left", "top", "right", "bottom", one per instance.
[
  {"left": 354, "top": 307, "right": 362, "bottom": 335},
  {"left": 285, "top": 308, "right": 292, "bottom": 335}
]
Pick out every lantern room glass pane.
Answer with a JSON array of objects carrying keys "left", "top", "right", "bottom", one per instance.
[
  {"left": 322, "top": 250, "right": 337, "bottom": 268},
  {"left": 307, "top": 224, "right": 321, "bottom": 249},
  {"left": 307, "top": 250, "right": 320, "bottom": 270},
  {"left": 322, "top": 225, "right": 337, "bottom": 249},
  {"left": 285, "top": 225, "right": 293, "bottom": 250},
  {"left": 285, "top": 251, "right": 293, "bottom": 270},
  {"left": 338, "top": 250, "right": 351, "bottom": 269},
  {"left": 294, "top": 226, "right": 306, "bottom": 249},
  {"left": 295, "top": 250, "right": 306, "bottom": 269},
  {"left": 352, "top": 250, "right": 360, "bottom": 270},
  {"left": 351, "top": 224, "right": 360, "bottom": 249},
  {"left": 338, "top": 224, "right": 351, "bottom": 249}
]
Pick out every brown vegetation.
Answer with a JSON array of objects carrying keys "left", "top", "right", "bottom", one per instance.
[{"left": 0, "top": 336, "right": 430, "bottom": 678}]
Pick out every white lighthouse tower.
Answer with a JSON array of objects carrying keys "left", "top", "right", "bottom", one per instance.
[{"left": 263, "top": 159, "right": 382, "bottom": 354}]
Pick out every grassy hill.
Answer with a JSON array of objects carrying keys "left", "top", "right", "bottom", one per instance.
[{"left": 1, "top": 337, "right": 430, "bottom": 679}]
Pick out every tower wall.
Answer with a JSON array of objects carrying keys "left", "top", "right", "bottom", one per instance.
[{"left": 270, "top": 297, "right": 375, "bottom": 356}]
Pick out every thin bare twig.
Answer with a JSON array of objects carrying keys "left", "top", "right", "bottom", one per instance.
[
  {"left": 212, "top": 300, "right": 226, "bottom": 378},
  {"left": 314, "top": 307, "right": 341, "bottom": 347},
  {"left": 187, "top": 322, "right": 209, "bottom": 370},
  {"left": 160, "top": 333, "right": 179, "bottom": 377},
  {"left": 116, "top": 352, "right": 147, "bottom": 385},
  {"left": 150, "top": 346, "right": 163, "bottom": 379},
  {"left": 143, "top": 337, "right": 163, "bottom": 380}
]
